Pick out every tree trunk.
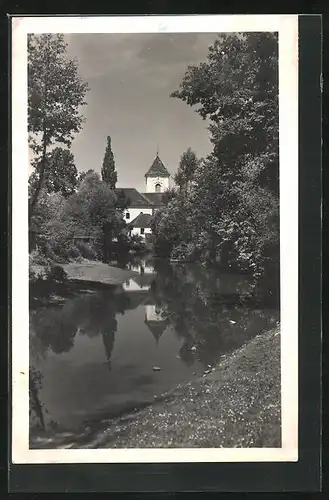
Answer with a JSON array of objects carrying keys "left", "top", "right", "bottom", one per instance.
[
  {"left": 29, "top": 38, "right": 50, "bottom": 225},
  {"left": 28, "top": 140, "right": 47, "bottom": 224}
]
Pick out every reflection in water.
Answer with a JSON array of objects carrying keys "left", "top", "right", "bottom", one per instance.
[
  {"left": 29, "top": 367, "right": 45, "bottom": 430},
  {"left": 29, "top": 258, "right": 279, "bottom": 435}
]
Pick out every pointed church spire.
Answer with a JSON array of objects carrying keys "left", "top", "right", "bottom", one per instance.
[
  {"left": 145, "top": 152, "right": 170, "bottom": 178},
  {"left": 156, "top": 143, "right": 159, "bottom": 157}
]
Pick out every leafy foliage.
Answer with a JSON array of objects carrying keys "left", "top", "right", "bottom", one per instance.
[
  {"left": 28, "top": 34, "right": 89, "bottom": 218},
  {"left": 29, "top": 147, "right": 78, "bottom": 198},
  {"left": 78, "top": 169, "right": 96, "bottom": 184},
  {"left": 174, "top": 147, "right": 199, "bottom": 193},
  {"left": 153, "top": 32, "right": 279, "bottom": 281},
  {"left": 151, "top": 196, "right": 193, "bottom": 258},
  {"left": 162, "top": 187, "right": 178, "bottom": 204},
  {"left": 31, "top": 171, "right": 126, "bottom": 262},
  {"left": 28, "top": 34, "right": 89, "bottom": 152}
]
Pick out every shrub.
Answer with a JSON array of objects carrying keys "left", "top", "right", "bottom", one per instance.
[
  {"left": 29, "top": 249, "right": 52, "bottom": 282},
  {"left": 29, "top": 248, "right": 51, "bottom": 267},
  {"left": 171, "top": 243, "right": 190, "bottom": 261},
  {"left": 129, "top": 234, "right": 145, "bottom": 252},
  {"left": 46, "top": 264, "right": 68, "bottom": 282},
  {"left": 74, "top": 240, "right": 99, "bottom": 260}
]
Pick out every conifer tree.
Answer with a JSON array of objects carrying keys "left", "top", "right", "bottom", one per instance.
[{"left": 101, "top": 136, "right": 117, "bottom": 188}]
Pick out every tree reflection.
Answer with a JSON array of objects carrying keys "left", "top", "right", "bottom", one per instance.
[
  {"left": 178, "top": 336, "right": 196, "bottom": 366},
  {"left": 29, "top": 366, "right": 45, "bottom": 430},
  {"left": 29, "top": 260, "right": 279, "bottom": 379},
  {"left": 30, "top": 289, "right": 131, "bottom": 369},
  {"left": 151, "top": 261, "right": 279, "bottom": 367},
  {"left": 101, "top": 318, "right": 117, "bottom": 370},
  {"left": 30, "top": 307, "right": 78, "bottom": 354}
]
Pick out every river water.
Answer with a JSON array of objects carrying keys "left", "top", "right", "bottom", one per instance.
[{"left": 29, "top": 257, "right": 279, "bottom": 437}]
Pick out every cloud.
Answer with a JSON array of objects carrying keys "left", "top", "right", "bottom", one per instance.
[
  {"left": 136, "top": 33, "right": 201, "bottom": 64},
  {"left": 66, "top": 33, "right": 218, "bottom": 84}
]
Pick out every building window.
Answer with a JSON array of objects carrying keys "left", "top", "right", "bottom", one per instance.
[
  {"left": 155, "top": 183, "right": 161, "bottom": 193},
  {"left": 140, "top": 228, "right": 145, "bottom": 235},
  {"left": 126, "top": 212, "right": 130, "bottom": 219}
]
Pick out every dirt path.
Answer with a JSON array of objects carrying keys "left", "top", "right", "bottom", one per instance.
[{"left": 30, "top": 327, "right": 281, "bottom": 449}]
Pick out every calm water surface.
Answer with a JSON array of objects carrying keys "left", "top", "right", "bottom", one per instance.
[{"left": 29, "top": 258, "right": 279, "bottom": 435}]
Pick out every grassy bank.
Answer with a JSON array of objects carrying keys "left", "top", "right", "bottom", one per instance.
[
  {"left": 31, "top": 326, "right": 281, "bottom": 449},
  {"left": 29, "top": 259, "right": 139, "bottom": 307},
  {"left": 59, "top": 260, "right": 139, "bottom": 285}
]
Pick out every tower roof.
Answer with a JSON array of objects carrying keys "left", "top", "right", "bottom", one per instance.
[
  {"left": 144, "top": 318, "right": 168, "bottom": 344},
  {"left": 145, "top": 154, "right": 170, "bottom": 178}
]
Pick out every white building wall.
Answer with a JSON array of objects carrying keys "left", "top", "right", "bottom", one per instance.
[
  {"left": 130, "top": 227, "right": 152, "bottom": 239},
  {"left": 139, "top": 261, "right": 155, "bottom": 273},
  {"left": 145, "top": 304, "right": 164, "bottom": 322},
  {"left": 129, "top": 262, "right": 155, "bottom": 274},
  {"left": 123, "top": 279, "right": 149, "bottom": 291},
  {"left": 125, "top": 207, "right": 152, "bottom": 222},
  {"left": 145, "top": 176, "right": 170, "bottom": 193}
]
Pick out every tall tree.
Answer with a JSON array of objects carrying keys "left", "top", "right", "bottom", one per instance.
[
  {"left": 174, "top": 147, "right": 199, "bottom": 193},
  {"left": 63, "top": 171, "right": 125, "bottom": 260},
  {"left": 153, "top": 32, "right": 279, "bottom": 274},
  {"left": 162, "top": 187, "right": 177, "bottom": 204},
  {"left": 101, "top": 136, "right": 117, "bottom": 188},
  {"left": 29, "top": 147, "right": 78, "bottom": 198},
  {"left": 171, "top": 33, "right": 279, "bottom": 195},
  {"left": 28, "top": 34, "right": 89, "bottom": 221}
]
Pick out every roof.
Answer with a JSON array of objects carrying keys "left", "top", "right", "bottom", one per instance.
[
  {"left": 145, "top": 154, "right": 170, "bottom": 178},
  {"left": 129, "top": 212, "right": 152, "bottom": 228},
  {"left": 144, "top": 318, "right": 168, "bottom": 344},
  {"left": 141, "top": 192, "right": 165, "bottom": 207},
  {"left": 115, "top": 188, "right": 153, "bottom": 208}
]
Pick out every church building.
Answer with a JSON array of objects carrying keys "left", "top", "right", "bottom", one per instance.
[{"left": 115, "top": 153, "right": 171, "bottom": 239}]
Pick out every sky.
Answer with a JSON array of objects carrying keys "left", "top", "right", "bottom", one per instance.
[{"left": 63, "top": 33, "right": 218, "bottom": 192}]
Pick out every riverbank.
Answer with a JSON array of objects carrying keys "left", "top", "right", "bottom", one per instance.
[
  {"left": 59, "top": 260, "right": 139, "bottom": 285},
  {"left": 30, "top": 326, "right": 281, "bottom": 449},
  {"left": 29, "top": 259, "right": 140, "bottom": 307}
]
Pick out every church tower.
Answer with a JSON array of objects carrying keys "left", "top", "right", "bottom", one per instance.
[{"left": 145, "top": 153, "right": 170, "bottom": 193}]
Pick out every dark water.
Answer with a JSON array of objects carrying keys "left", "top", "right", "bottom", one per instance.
[{"left": 29, "top": 258, "right": 279, "bottom": 435}]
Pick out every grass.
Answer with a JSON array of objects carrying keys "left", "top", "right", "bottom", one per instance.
[
  {"left": 59, "top": 260, "right": 139, "bottom": 285},
  {"left": 29, "top": 259, "right": 141, "bottom": 307},
  {"left": 30, "top": 326, "right": 281, "bottom": 449}
]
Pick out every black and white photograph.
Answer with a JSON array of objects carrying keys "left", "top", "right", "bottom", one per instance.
[{"left": 11, "top": 15, "right": 299, "bottom": 464}]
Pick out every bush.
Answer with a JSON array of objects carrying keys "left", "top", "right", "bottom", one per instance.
[
  {"left": 128, "top": 234, "right": 145, "bottom": 252},
  {"left": 74, "top": 240, "right": 99, "bottom": 260},
  {"left": 62, "top": 243, "right": 81, "bottom": 261},
  {"left": 29, "top": 248, "right": 51, "bottom": 267},
  {"left": 29, "top": 249, "right": 52, "bottom": 282},
  {"left": 170, "top": 242, "right": 195, "bottom": 261},
  {"left": 46, "top": 264, "right": 68, "bottom": 282}
]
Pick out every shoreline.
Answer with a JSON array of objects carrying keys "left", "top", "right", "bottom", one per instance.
[
  {"left": 59, "top": 260, "right": 140, "bottom": 285},
  {"left": 30, "top": 326, "right": 281, "bottom": 449},
  {"left": 29, "top": 260, "right": 139, "bottom": 307}
]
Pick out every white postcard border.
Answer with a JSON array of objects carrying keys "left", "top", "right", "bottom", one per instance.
[{"left": 11, "top": 14, "right": 299, "bottom": 464}]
